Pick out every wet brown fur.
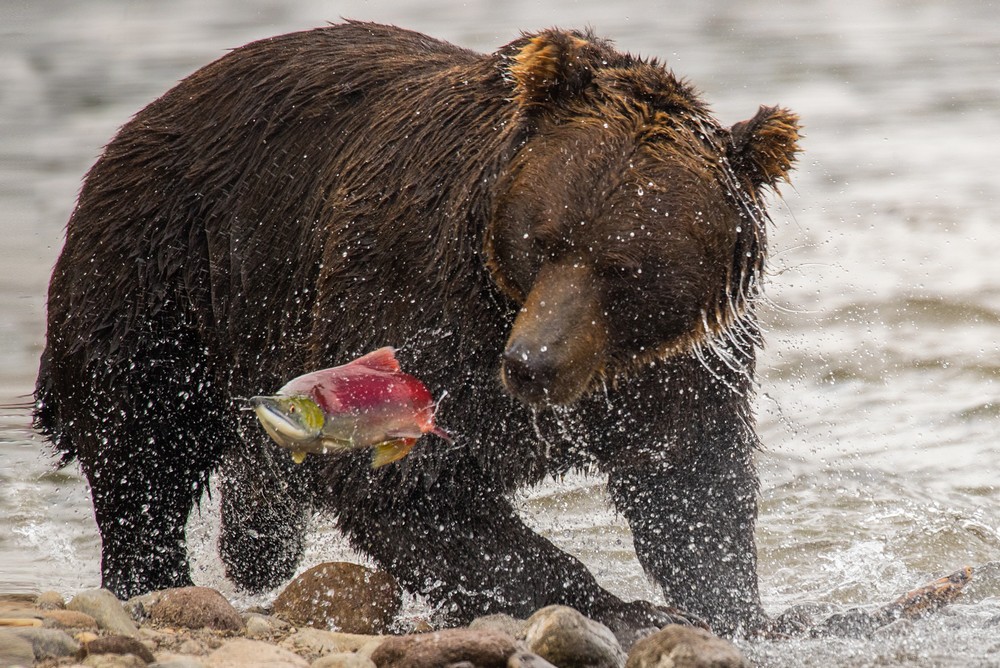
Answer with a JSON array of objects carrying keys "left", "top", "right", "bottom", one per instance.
[{"left": 35, "top": 22, "right": 799, "bottom": 638}]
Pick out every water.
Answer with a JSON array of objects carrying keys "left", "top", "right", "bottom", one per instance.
[{"left": 2, "top": 0, "right": 999, "bottom": 665}]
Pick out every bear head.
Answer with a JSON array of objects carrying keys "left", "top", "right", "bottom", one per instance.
[{"left": 486, "top": 30, "right": 801, "bottom": 405}]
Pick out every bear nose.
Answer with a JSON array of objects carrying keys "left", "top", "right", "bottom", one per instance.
[{"left": 502, "top": 342, "right": 556, "bottom": 403}]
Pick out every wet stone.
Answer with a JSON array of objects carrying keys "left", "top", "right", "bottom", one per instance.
[
  {"left": 506, "top": 649, "right": 559, "bottom": 667},
  {"left": 81, "top": 634, "right": 157, "bottom": 663},
  {"left": 625, "top": 625, "right": 748, "bottom": 668},
  {"left": 9, "top": 626, "right": 80, "bottom": 661},
  {"left": 273, "top": 562, "right": 402, "bottom": 635},
  {"left": 523, "top": 605, "right": 626, "bottom": 668},
  {"left": 68, "top": 588, "right": 139, "bottom": 637},
  {"left": 83, "top": 653, "right": 150, "bottom": 668},
  {"left": 205, "top": 638, "right": 309, "bottom": 667},
  {"left": 469, "top": 613, "right": 530, "bottom": 639},
  {"left": 148, "top": 654, "right": 208, "bottom": 668},
  {"left": 280, "top": 627, "right": 382, "bottom": 656},
  {"left": 369, "top": 628, "right": 518, "bottom": 668},
  {"left": 42, "top": 608, "right": 100, "bottom": 630},
  {"left": 310, "top": 651, "right": 377, "bottom": 668},
  {"left": 36, "top": 591, "right": 67, "bottom": 610},
  {"left": 146, "top": 587, "right": 244, "bottom": 632},
  {"left": 0, "top": 629, "right": 35, "bottom": 667}
]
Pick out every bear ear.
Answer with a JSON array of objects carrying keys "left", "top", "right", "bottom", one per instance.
[
  {"left": 729, "top": 106, "right": 801, "bottom": 189},
  {"left": 508, "top": 30, "right": 598, "bottom": 110}
]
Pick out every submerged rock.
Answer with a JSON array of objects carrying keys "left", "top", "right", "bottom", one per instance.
[{"left": 273, "top": 562, "right": 401, "bottom": 634}]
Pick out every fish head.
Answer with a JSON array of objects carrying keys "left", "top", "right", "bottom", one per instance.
[{"left": 251, "top": 395, "right": 325, "bottom": 448}]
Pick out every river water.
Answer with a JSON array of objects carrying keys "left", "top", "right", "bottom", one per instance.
[{"left": 2, "top": 0, "right": 998, "bottom": 665}]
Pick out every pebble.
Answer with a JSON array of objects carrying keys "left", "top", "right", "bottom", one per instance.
[
  {"left": 469, "top": 613, "right": 530, "bottom": 638},
  {"left": 36, "top": 591, "right": 67, "bottom": 610},
  {"left": 68, "top": 589, "right": 140, "bottom": 637},
  {"left": 369, "top": 627, "right": 519, "bottom": 668},
  {"left": 625, "top": 624, "right": 748, "bottom": 668},
  {"left": 146, "top": 587, "right": 245, "bottom": 632},
  {"left": 280, "top": 627, "right": 383, "bottom": 657},
  {"left": 273, "top": 562, "right": 402, "bottom": 635},
  {"left": 42, "top": 608, "right": 100, "bottom": 630},
  {"left": 8, "top": 626, "right": 80, "bottom": 661},
  {"left": 81, "top": 634, "right": 158, "bottom": 663},
  {"left": 149, "top": 654, "right": 208, "bottom": 668},
  {"left": 83, "top": 653, "right": 150, "bottom": 668},
  {"left": 522, "top": 605, "right": 626, "bottom": 668},
  {"left": 244, "top": 615, "right": 276, "bottom": 639},
  {"left": 0, "top": 629, "right": 35, "bottom": 667},
  {"left": 506, "top": 649, "right": 559, "bottom": 667},
  {"left": 309, "top": 651, "right": 377, "bottom": 668},
  {"left": 205, "top": 638, "right": 309, "bottom": 667}
]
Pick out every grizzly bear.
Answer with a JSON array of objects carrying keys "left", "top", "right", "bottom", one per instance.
[{"left": 35, "top": 21, "right": 799, "bottom": 638}]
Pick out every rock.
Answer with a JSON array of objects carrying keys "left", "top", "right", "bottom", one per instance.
[
  {"left": 369, "top": 628, "right": 518, "bottom": 668},
  {"left": 68, "top": 588, "right": 139, "bottom": 637},
  {"left": 0, "top": 617, "right": 42, "bottom": 627},
  {"left": 80, "top": 634, "right": 157, "bottom": 663},
  {"left": 146, "top": 587, "right": 244, "bottom": 632},
  {"left": 9, "top": 626, "right": 80, "bottom": 660},
  {"left": 244, "top": 615, "right": 276, "bottom": 639},
  {"left": 150, "top": 654, "right": 209, "bottom": 668},
  {"left": 37, "top": 591, "right": 67, "bottom": 610},
  {"left": 310, "top": 652, "right": 377, "bottom": 668},
  {"left": 0, "top": 629, "right": 35, "bottom": 667},
  {"left": 205, "top": 638, "right": 309, "bottom": 667},
  {"left": 83, "top": 653, "right": 149, "bottom": 668},
  {"left": 507, "top": 650, "right": 559, "bottom": 667},
  {"left": 523, "top": 605, "right": 626, "bottom": 668},
  {"left": 42, "top": 608, "right": 100, "bottom": 630},
  {"left": 470, "top": 613, "right": 529, "bottom": 638},
  {"left": 280, "top": 627, "right": 383, "bottom": 656},
  {"left": 274, "top": 562, "right": 402, "bottom": 635},
  {"left": 625, "top": 625, "right": 748, "bottom": 668}
]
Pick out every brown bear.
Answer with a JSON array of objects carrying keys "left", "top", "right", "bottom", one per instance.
[{"left": 34, "top": 21, "right": 799, "bottom": 638}]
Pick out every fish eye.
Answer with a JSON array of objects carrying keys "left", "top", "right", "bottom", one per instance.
[{"left": 289, "top": 404, "right": 297, "bottom": 413}]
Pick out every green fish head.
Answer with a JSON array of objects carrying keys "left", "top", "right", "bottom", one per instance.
[{"left": 251, "top": 395, "right": 325, "bottom": 448}]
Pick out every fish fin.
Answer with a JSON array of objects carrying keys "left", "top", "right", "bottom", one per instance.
[
  {"left": 291, "top": 450, "right": 308, "bottom": 464},
  {"left": 371, "top": 439, "right": 415, "bottom": 468},
  {"left": 430, "top": 426, "right": 454, "bottom": 444},
  {"left": 350, "top": 347, "right": 401, "bottom": 373}
]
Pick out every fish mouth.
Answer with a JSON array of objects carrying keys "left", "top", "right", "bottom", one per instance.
[{"left": 250, "top": 396, "right": 315, "bottom": 445}]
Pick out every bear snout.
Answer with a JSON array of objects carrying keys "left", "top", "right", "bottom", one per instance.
[
  {"left": 502, "top": 340, "right": 559, "bottom": 404},
  {"left": 500, "top": 263, "right": 607, "bottom": 406}
]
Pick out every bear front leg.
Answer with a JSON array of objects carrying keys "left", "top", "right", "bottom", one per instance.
[
  {"left": 324, "top": 457, "right": 678, "bottom": 640},
  {"left": 596, "top": 350, "right": 766, "bottom": 636},
  {"left": 218, "top": 441, "right": 316, "bottom": 592},
  {"left": 85, "top": 454, "right": 199, "bottom": 599}
]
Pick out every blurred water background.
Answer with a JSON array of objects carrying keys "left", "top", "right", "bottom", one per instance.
[{"left": 2, "top": 1, "right": 999, "bottom": 665}]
